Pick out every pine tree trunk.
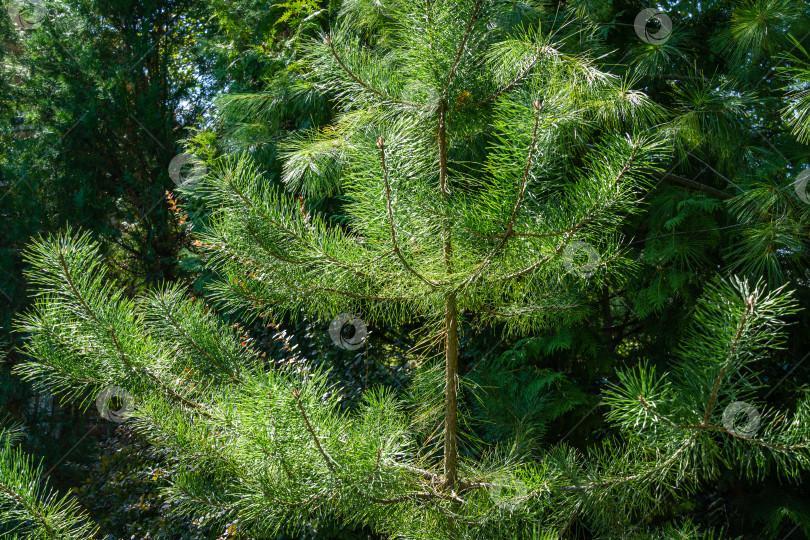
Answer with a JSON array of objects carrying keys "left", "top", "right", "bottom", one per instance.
[
  {"left": 443, "top": 292, "right": 459, "bottom": 488},
  {"left": 438, "top": 100, "right": 459, "bottom": 489}
]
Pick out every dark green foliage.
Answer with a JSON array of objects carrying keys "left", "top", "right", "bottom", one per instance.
[
  {"left": 71, "top": 426, "right": 207, "bottom": 539},
  {"left": 465, "top": 338, "right": 588, "bottom": 448}
]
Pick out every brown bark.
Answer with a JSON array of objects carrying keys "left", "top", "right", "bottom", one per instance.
[
  {"left": 438, "top": 100, "right": 459, "bottom": 489},
  {"left": 443, "top": 292, "right": 459, "bottom": 489}
]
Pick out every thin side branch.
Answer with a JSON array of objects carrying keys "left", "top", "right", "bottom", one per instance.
[
  {"left": 378, "top": 137, "right": 441, "bottom": 289},
  {"left": 461, "top": 100, "right": 542, "bottom": 286},
  {"left": 702, "top": 295, "right": 754, "bottom": 424},
  {"left": 293, "top": 389, "right": 340, "bottom": 477},
  {"left": 453, "top": 45, "right": 547, "bottom": 111},
  {"left": 325, "top": 35, "right": 421, "bottom": 108},
  {"left": 442, "top": 0, "right": 483, "bottom": 96}
]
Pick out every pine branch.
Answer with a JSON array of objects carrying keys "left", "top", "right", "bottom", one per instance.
[
  {"left": 150, "top": 292, "right": 242, "bottom": 384},
  {"left": 654, "top": 171, "right": 732, "bottom": 200}
]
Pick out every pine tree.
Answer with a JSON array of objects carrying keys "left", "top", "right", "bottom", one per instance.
[
  {"left": 9, "top": 1, "right": 810, "bottom": 538},
  {"left": 201, "top": 0, "right": 668, "bottom": 490}
]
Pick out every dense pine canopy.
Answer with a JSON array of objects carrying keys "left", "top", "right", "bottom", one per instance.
[{"left": 1, "top": 1, "right": 810, "bottom": 539}]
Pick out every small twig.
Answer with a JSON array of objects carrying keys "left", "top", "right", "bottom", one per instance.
[
  {"left": 155, "top": 294, "right": 241, "bottom": 384},
  {"left": 639, "top": 396, "right": 810, "bottom": 452}
]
